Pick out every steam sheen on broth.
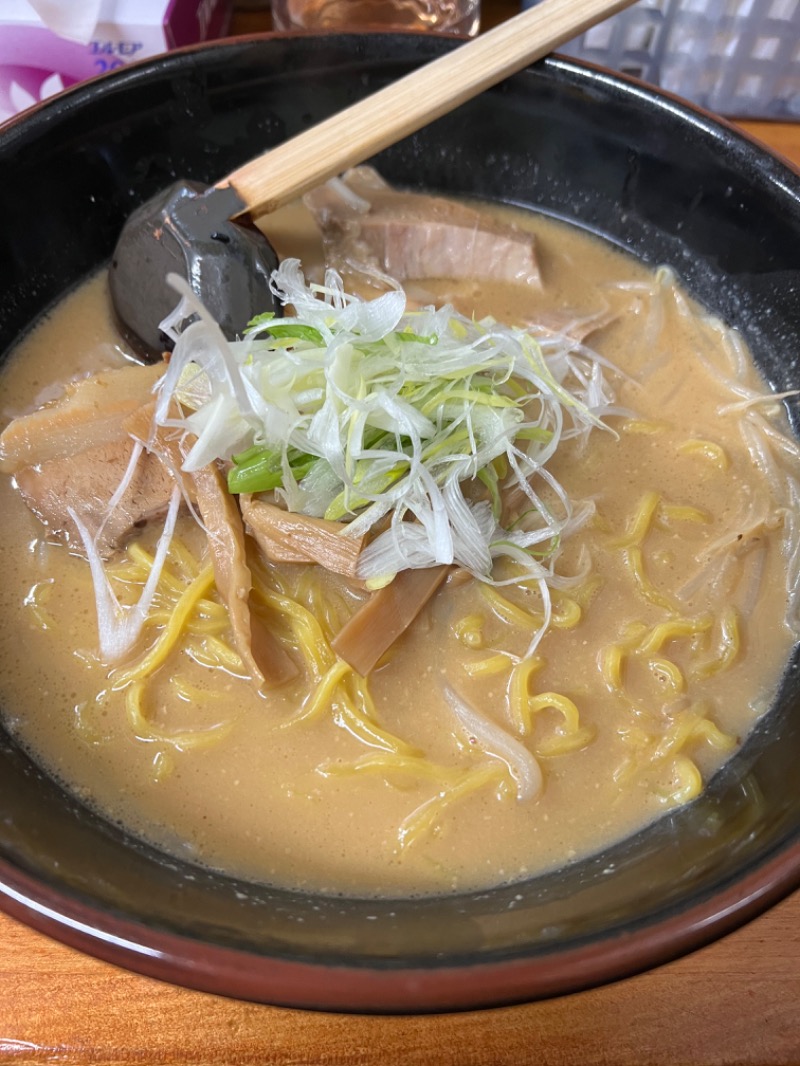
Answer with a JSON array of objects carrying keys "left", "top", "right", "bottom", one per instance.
[{"left": 0, "top": 185, "right": 797, "bottom": 898}]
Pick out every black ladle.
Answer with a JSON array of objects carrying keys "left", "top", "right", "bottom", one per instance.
[{"left": 110, "top": 0, "right": 635, "bottom": 360}]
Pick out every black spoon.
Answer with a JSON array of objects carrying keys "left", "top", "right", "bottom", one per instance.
[{"left": 110, "top": 180, "right": 278, "bottom": 359}]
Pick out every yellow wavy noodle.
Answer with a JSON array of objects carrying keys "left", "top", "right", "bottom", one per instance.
[
  {"left": 114, "top": 541, "right": 199, "bottom": 595},
  {"left": 106, "top": 559, "right": 154, "bottom": 593},
  {"left": 144, "top": 603, "right": 229, "bottom": 636},
  {"left": 654, "top": 708, "right": 703, "bottom": 760},
  {"left": 520, "top": 692, "right": 595, "bottom": 756},
  {"left": 691, "top": 717, "right": 739, "bottom": 751},
  {"left": 657, "top": 504, "right": 711, "bottom": 529},
  {"left": 164, "top": 537, "right": 201, "bottom": 580},
  {"left": 453, "top": 613, "right": 485, "bottom": 648},
  {"left": 622, "top": 545, "right": 681, "bottom": 611},
  {"left": 678, "top": 438, "right": 730, "bottom": 471},
  {"left": 73, "top": 696, "right": 112, "bottom": 744},
  {"left": 348, "top": 670, "right": 374, "bottom": 716},
  {"left": 70, "top": 435, "right": 742, "bottom": 832},
  {"left": 615, "top": 701, "right": 735, "bottom": 803},
  {"left": 481, "top": 586, "right": 581, "bottom": 632},
  {"left": 551, "top": 596, "right": 582, "bottom": 629},
  {"left": 261, "top": 561, "right": 355, "bottom": 656},
  {"left": 600, "top": 645, "right": 626, "bottom": 692},
  {"left": 251, "top": 579, "right": 333, "bottom": 681},
  {"left": 621, "top": 621, "right": 649, "bottom": 644},
  {"left": 464, "top": 653, "right": 516, "bottom": 678},
  {"left": 288, "top": 658, "right": 352, "bottom": 727},
  {"left": 124, "top": 681, "right": 225, "bottom": 750},
  {"left": 186, "top": 634, "right": 244, "bottom": 673},
  {"left": 637, "top": 616, "right": 713, "bottom": 656},
  {"left": 568, "top": 576, "right": 603, "bottom": 611},
  {"left": 611, "top": 493, "right": 711, "bottom": 611},
  {"left": 692, "top": 608, "right": 741, "bottom": 680},
  {"left": 213, "top": 559, "right": 412, "bottom": 752},
  {"left": 537, "top": 729, "right": 595, "bottom": 758},
  {"left": 602, "top": 618, "right": 688, "bottom": 695},
  {"left": 654, "top": 704, "right": 737, "bottom": 761},
  {"left": 152, "top": 748, "right": 175, "bottom": 783},
  {"left": 398, "top": 764, "right": 509, "bottom": 849},
  {"left": 282, "top": 649, "right": 414, "bottom": 752},
  {"left": 319, "top": 752, "right": 509, "bottom": 849},
  {"left": 661, "top": 755, "right": 703, "bottom": 805},
  {"left": 608, "top": 609, "right": 735, "bottom": 779},
  {"left": 322, "top": 751, "right": 463, "bottom": 785},
  {"left": 336, "top": 674, "right": 419, "bottom": 755},
  {"left": 101, "top": 536, "right": 379, "bottom": 775},
  {"left": 107, "top": 542, "right": 234, "bottom": 671},
  {"left": 181, "top": 592, "right": 229, "bottom": 619},
  {"left": 295, "top": 568, "right": 353, "bottom": 641},
  {"left": 482, "top": 585, "right": 541, "bottom": 629},
  {"left": 612, "top": 745, "right": 650, "bottom": 786},
  {"left": 589, "top": 511, "right": 612, "bottom": 535},
  {"left": 612, "top": 710, "right": 664, "bottom": 787},
  {"left": 171, "top": 675, "right": 227, "bottom": 703},
  {"left": 119, "top": 543, "right": 189, "bottom": 598},
  {"left": 111, "top": 564, "right": 216, "bottom": 688},
  {"left": 508, "top": 656, "right": 545, "bottom": 733},
  {"left": 611, "top": 491, "right": 661, "bottom": 549},
  {"left": 648, "top": 656, "right": 685, "bottom": 695},
  {"left": 105, "top": 559, "right": 146, "bottom": 586},
  {"left": 508, "top": 653, "right": 594, "bottom": 754},
  {"left": 125, "top": 679, "right": 233, "bottom": 758},
  {"left": 619, "top": 419, "right": 668, "bottom": 435},
  {"left": 23, "top": 579, "right": 55, "bottom": 630}
]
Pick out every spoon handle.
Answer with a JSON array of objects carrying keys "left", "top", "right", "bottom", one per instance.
[{"left": 223, "top": 0, "right": 635, "bottom": 217}]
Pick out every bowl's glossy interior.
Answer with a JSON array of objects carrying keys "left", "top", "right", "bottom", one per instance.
[{"left": 0, "top": 34, "right": 799, "bottom": 1013}]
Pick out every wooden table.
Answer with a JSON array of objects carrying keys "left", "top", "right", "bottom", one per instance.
[{"left": 2, "top": 4, "right": 799, "bottom": 1063}]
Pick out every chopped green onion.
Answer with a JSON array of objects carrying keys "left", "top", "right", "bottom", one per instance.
[
  {"left": 231, "top": 444, "right": 267, "bottom": 465},
  {"left": 259, "top": 323, "right": 324, "bottom": 345},
  {"left": 394, "top": 330, "right": 438, "bottom": 345},
  {"left": 325, "top": 465, "right": 408, "bottom": 521},
  {"left": 477, "top": 465, "right": 502, "bottom": 522},
  {"left": 227, "top": 448, "right": 283, "bottom": 494},
  {"left": 515, "top": 427, "right": 554, "bottom": 443},
  {"left": 246, "top": 311, "right": 276, "bottom": 330},
  {"left": 228, "top": 446, "right": 315, "bottom": 494}
]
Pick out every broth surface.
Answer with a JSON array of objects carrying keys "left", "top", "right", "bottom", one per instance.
[{"left": 0, "top": 202, "right": 797, "bottom": 897}]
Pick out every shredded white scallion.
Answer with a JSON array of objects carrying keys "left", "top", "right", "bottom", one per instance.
[
  {"left": 156, "top": 261, "right": 615, "bottom": 595},
  {"left": 443, "top": 683, "right": 542, "bottom": 800},
  {"left": 69, "top": 485, "right": 182, "bottom": 663}
]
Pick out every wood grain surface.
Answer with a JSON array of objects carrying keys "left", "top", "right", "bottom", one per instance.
[{"left": 2, "top": 3, "right": 799, "bottom": 1063}]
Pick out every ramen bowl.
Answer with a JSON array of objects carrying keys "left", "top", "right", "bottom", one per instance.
[{"left": 0, "top": 34, "right": 798, "bottom": 1013}]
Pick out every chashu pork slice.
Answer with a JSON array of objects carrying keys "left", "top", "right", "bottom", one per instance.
[
  {"left": 304, "top": 166, "right": 541, "bottom": 288},
  {"left": 0, "top": 363, "right": 164, "bottom": 473},
  {"left": 1, "top": 364, "right": 179, "bottom": 557},
  {"left": 15, "top": 435, "right": 178, "bottom": 557}
]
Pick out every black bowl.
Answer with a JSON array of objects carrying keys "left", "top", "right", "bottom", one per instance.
[{"left": 0, "top": 34, "right": 799, "bottom": 1013}]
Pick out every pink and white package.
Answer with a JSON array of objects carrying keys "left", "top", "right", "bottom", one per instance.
[{"left": 0, "top": 0, "right": 233, "bottom": 125}]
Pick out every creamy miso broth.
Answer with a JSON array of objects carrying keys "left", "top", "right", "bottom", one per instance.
[{"left": 0, "top": 186, "right": 798, "bottom": 898}]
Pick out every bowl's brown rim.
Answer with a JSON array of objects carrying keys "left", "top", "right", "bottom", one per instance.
[
  {"left": 1, "top": 840, "right": 798, "bottom": 1013},
  {"left": 1, "top": 34, "right": 799, "bottom": 1014}
]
